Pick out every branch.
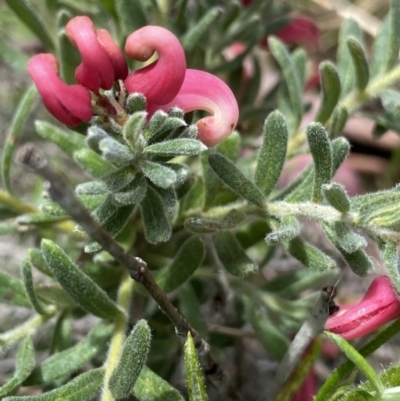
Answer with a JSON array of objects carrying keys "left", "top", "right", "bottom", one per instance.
[{"left": 16, "top": 143, "right": 243, "bottom": 401}]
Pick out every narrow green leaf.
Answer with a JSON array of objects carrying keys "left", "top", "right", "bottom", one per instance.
[
  {"left": 16, "top": 213, "right": 67, "bottom": 225},
  {"left": 325, "top": 332, "right": 384, "bottom": 397},
  {"left": 2, "top": 85, "right": 37, "bottom": 193},
  {"left": 21, "top": 258, "right": 47, "bottom": 315},
  {"left": 347, "top": 37, "right": 369, "bottom": 91},
  {"left": 183, "top": 7, "right": 222, "bottom": 50},
  {"left": 266, "top": 216, "right": 301, "bottom": 244},
  {"left": 115, "top": 0, "right": 147, "bottom": 37},
  {"left": 306, "top": 123, "right": 332, "bottom": 203},
  {"left": 268, "top": 36, "right": 302, "bottom": 128},
  {"left": 109, "top": 320, "right": 151, "bottom": 399},
  {"left": 332, "top": 223, "right": 367, "bottom": 254},
  {"left": 144, "top": 138, "right": 207, "bottom": 157},
  {"left": 0, "top": 271, "right": 30, "bottom": 308},
  {"left": 156, "top": 236, "right": 205, "bottom": 292},
  {"left": 208, "top": 153, "right": 265, "bottom": 207},
  {"left": 133, "top": 366, "right": 185, "bottom": 401},
  {"left": 244, "top": 297, "right": 289, "bottom": 360},
  {"left": 28, "top": 248, "right": 52, "bottom": 276},
  {"left": 113, "top": 176, "right": 147, "bottom": 205},
  {"left": 213, "top": 231, "right": 258, "bottom": 277},
  {"left": 315, "top": 61, "right": 341, "bottom": 124},
  {"left": 255, "top": 111, "right": 288, "bottom": 197},
  {"left": 41, "top": 239, "right": 123, "bottom": 319},
  {"left": 35, "top": 284, "right": 75, "bottom": 308},
  {"left": 123, "top": 111, "right": 147, "bottom": 151},
  {"left": 329, "top": 106, "right": 348, "bottom": 138},
  {"left": 35, "top": 121, "right": 86, "bottom": 157},
  {"left": 284, "top": 237, "right": 335, "bottom": 271},
  {"left": 0, "top": 336, "right": 35, "bottom": 397},
  {"left": 4, "top": 368, "right": 104, "bottom": 401},
  {"left": 380, "top": 242, "right": 400, "bottom": 294},
  {"left": 74, "top": 148, "right": 116, "bottom": 179},
  {"left": 140, "top": 185, "right": 172, "bottom": 244},
  {"left": 184, "top": 332, "right": 209, "bottom": 401},
  {"left": 323, "top": 223, "right": 373, "bottom": 276},
  {"left": 100, "top": 166, "right": 137, "bottom": 192},
  {"left": 4, "top": 0, "right": 54, "bottom": 50},
  {"left": 337, "top": 19, "right": 363, "bottom": 97},
  {"left": 142, "top": 160, "right": 177, "bottom": 189},
  {"left": 184, "top": 210, "right": 245, "bottom": 234},
  {"left": 0, "top": 40, "right": 30, "bottom": 72},
  {"left": 50, "top": 311, "right": 72, "bottom": 354},
  {"left": 99, "top": 137, "right": 134, "bottom": 166},
  {"left": 25, "top": 322, "right": 112, "bottom": 385},
  {"left": 322, "top": 183, "right": 351, "bottom": 213}
]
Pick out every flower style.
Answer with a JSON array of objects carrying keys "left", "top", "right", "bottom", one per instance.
[
  {"left": 148, "top": 69, "right": 239, "bottom": 146},
  {"left": 124, "top": 26, "right": 186, "bottom": 105},
  {"left": 28, "top": 17, "right": 238, "bottom": 146},
  {"left": 65, "top": 16, "right": 128, "bottom": 92},
  {"left": 27, "top": 54, "right": 92, "bottom": 126},
  {"left": 325, "top": 276, "right": 400, "bottom": 340}
]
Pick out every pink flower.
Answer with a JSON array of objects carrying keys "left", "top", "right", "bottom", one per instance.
[
  {"left": 325, "top": 276, "right": 400, "bottom": 340},
  {"left": 27, "top": 54, "right": 92, "bottom": 126},
  {"left": 124, "top": 26, "right": 186, "bottom": 105},
  {"left": 149, "top": 69, "right": 239, "bottom": 146},
  {"left": 66, "top": 16, "right": 128, "bottom": 92},
  {"left": 292, "top": 368, "right": 316, "bottom": 401}
]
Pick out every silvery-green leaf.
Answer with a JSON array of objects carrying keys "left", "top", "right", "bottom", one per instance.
[
  {"left": 0, "top": 271, "right": 30, "bottom": 308},
  {"left": 347, "top": 37, "right": 369, "bottom": 91},
  {"left": 322, "top": 183, "right": 351, "bottom": 213},
  {"left": 144, "top": 138, "right": 206, "bottom": 157},
  {"left": 73, "top": 148, "right": 116, "bottom": 179},
  {"left": 142, "top": 160, "right": 178, "bottom": 189}
]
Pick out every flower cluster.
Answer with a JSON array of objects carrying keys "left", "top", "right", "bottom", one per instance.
[
  {"left": 28, "top": 16, "right": 239, "bottom": 146},
  {"left": 325, "top": 276, "right": 400, "bottom": 340}
]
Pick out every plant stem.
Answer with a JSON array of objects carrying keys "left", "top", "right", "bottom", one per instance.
[
  {"left": 0, "top": 189, "right": 37, "bottom": 214},
  {"left": 101, "top": 273, "right": 134, "bottom": 401},
  {"left": 287, "top": 64, "right": 400, "bottom": 156},
  {"left": 17, "top": 144, "right": 244, "bottom": 401}
]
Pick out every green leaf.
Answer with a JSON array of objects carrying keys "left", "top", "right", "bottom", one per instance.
[
  {"left": 2, "top": 85, "right": 37, "bottom": 193},
  {"left": 123, "top": 111, "right": 147, "bottom": 151},
  {"left": 99, "top": 137, "right": 134, "bottom": 166},
  {"left": 140, "top": 186, "right": 172, "bottom": 244},
  {"left": 113, "top": 176, "right": 147, "bottom": 205},
  {"left": 35, "top": 284, "right": 75, "bottom": 308},
  {"left": 4, "top": 0, "right": 54, "bottom": 50},
  {"left": 142, "top": 160, "right": 178, "bottom": 189},
  {"left": 184, "top": 210, "right": 245, "bottom": 234},
  {"left": 0, "top": 271, "right": 30, "bottom": 308},
  {"left": 183, "top": 7, "right": 222, "bottom": 50},
  {"left": 329, "top": 106, "right": 348, "bottom": 138},
  {"left": 156, "top": 236, "right": 205, "bottom": 292},
  {"left": 50, "top": 311, "right": 72, "bottom": 354},
  {"left": 322, "top": 183, "right": 351, "bottom": 213},
  {"left": 268, "top": 36, "right": 302, "bottom": 129},
  {"left": 323, "top": 223, "right": 373, "bottom": 276},
  {"left": 184, "top": 332, "right": 209, "bottom": 401},
  {"left": 380, "top": 242, "right": 400, "bottom": 294},
  {"left": 35, "top": 121, "right": 86, "bottom": 157},
  {"left": 28, "top": 248, "right": 52, "bottom": 276},
  {"left": 284, "top": 237, "right": 335, "bottom": 271},
  {"left": 306, "top": 123, "right": 332, "bottom": 203},
  {"left": 255, "top": 111, "right": 288, "bottom": 197},
  {"left": 244, "top": 297, "right": 289, "bottom": 360},
  {"left": 347, "top": 37, "right": 369, "bottom": 91},
  {"left": 315, "top": 61, "right": 341, "bottom": 124},
  {"left": 41, "top": 239, "right": 123, "bottom": 319},
  {"left": 109, "top": 320, "right": 151, "bottom": 399},
  {"left": 325, "top": 332, "right": 384, "bottom": 397},
  {"left": 0, "top": 336, "right": 35, "bottom": 397},
  {"left": 266, "top": 216, "right": 301, "bottom": 244},
  {"left": 132, "top": 366, "right": 185, "bottom": 401},
  {"left": 144, "top": 138, "right": 207, "bottom": 157},
  {"left": 25, "top": 322, "right": 113, "bottom": 385},
  {"left": 208, "top": 153, "right": 265, "bottom": 207},
  {"left": 213, "top": 231, "right": 258, "bottom": 277},
  {"left": 74, "top": 148, "right": 117, "bottom": 179},
  {"left": 21, "top": 258, "right": 48, "bottom": 315},
  {"left": 337, "top": 19, "right": 363, "bottom": 97},
  {"left": 100, "top": 166, "right": 137, "bottom": 192},
  {"left": 4, "top": 368, "right": 104, "bottom": 401},
  {"left": 115, "top": 0, "right": 147, "bottom": 38},
  {"left": 371, "top": 2, "right": 400, "bottom": 76}
]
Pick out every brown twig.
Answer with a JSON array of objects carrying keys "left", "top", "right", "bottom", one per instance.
[{"left": 16, "top": 143, "right": 243, "bottom": 401}]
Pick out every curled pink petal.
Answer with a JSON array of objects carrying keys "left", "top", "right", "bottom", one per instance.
[
  {"left": 325, "top": 276, "right": 400, "bottom": 340},
  {"left": 27, "top": 54, "right": 92, "bottom": 126},
  {"left": 124, "top": 26, "right": 186, "bottom": 104},
  {"left": 149, "top": 69, "right": 239, "bottom": 146},
  {"left": 66, "top": 16, "right": 125, "bottom": 92}
]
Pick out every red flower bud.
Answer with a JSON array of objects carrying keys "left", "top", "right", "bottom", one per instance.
[
  {"left": 325, "top": 276, "right": 400, "bottom": 340},
  {"left": 27, "top": 54, "right": 92, "bottom": 126},
  {"left": 149, "top": 69, "right": 239, "bottom": 146},
  {"left": 66, "top": 16, "right": 128, "bottom": 92},
  {"left": 124, "top": 26, "right": 186, "bottom": 105}
]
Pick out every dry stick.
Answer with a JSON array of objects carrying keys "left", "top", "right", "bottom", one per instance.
[{"left": 17, "top": 143, "right": 243, "bottom": 401}]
